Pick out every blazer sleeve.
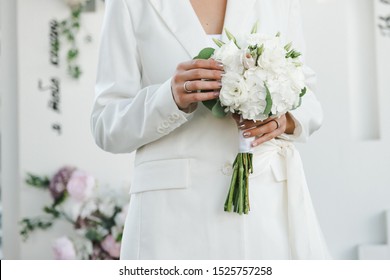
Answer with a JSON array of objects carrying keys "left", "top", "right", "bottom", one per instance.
[
  {"left": 90, "top": 0, "right": 193, "bottom": 154},
  {"left": 279, "top": 0, "right": 323, "bottom": 142}
]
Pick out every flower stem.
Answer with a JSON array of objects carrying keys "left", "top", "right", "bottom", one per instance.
[{"left": 224, "top": 153, "right": 254, "bottom": 215}]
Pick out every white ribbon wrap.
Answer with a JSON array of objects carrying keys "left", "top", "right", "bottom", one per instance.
[
  {"left": 238, "top": 132, "right": 254, "bottom": 153},
  {"left": 254, "top": 139, "right": 331, "bottom": 259}
]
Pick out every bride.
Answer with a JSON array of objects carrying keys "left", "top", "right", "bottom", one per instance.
[{"left": 91, "top": 0, "right": 330, "bottom": 259}]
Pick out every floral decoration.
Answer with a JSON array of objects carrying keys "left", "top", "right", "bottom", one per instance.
[{"left": 20, "top": 166, "right": 129, "bottom": 260}]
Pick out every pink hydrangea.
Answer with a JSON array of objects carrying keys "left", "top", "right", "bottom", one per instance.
[
  {"left": 101, "top": 235, "right": 121, "bottom": 258},
  {"left": 49, "top": 166, "right": 75, "bottom": 201},
  {"left": 52, "top": 236, "right": 76, "bottom": 260},
  {"left": 66, "top": 170, "right": 95, "bottom": 202}
]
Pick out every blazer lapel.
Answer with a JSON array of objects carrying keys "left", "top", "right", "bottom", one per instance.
[
  {"left": 148, "top": 0, "right": 210, "bottom": 58},
  {"left": 148, "top": 0, "right": 257, "bottom": 56}
]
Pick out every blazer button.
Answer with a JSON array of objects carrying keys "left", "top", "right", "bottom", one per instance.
[
  {"left": 161, "top": 120, "right": 170, "bottom": 128},
  {"left": 168, "top": 115, "right": 175, "bottom": 124},
  {"left": 221, "top": 162, "right": 233, "bottom": 176},
  {"left": 172, "top": 113, "right": 180, "bottom": 120}
]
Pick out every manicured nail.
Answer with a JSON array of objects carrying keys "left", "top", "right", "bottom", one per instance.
[
  {"left": 243, "top": 132, "right": 251, "bottom": 137},
  {"left": 214, "top": 91, "right": 220, "bottom": 97},
  {"left": 239, "top": 123, "right": 246, "bottom": 129},
  {"left": 252, "top": 141, "right": 258, "bottom": 147}
]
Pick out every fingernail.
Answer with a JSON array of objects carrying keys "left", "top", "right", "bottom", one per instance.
[
  {"left": 218, "top": 63, "right": 224, "bottom": 68},
  {"left": 239, "top": 123, "right": 246, "bottom": 128},
  {"left": 218, "top": 82, "right": 222, "bottom": 88},
  {"left": 252, "top": 142, "right": 258, "bottom": 147},
  {"left": 243, "top": 132, "right": 251, "bottom": 137},
  {"left": 214, "top": 91, "right": 220, "bottom": 97}
]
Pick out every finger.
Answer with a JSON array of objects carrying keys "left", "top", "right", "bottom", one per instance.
[
  {"left": 181, "top": 68, "right": 223, "bottom": 82},
  {"left": 242, "top": 116, "right": 286, "bottom": 137},
  {"left": 181, "top": 90, "right": 220, "bottom": 104},
  {"left": 177, "top": 59, "right": 224, "bottom": 71},
  {"left": 252, "top": 129, "right": 281, "bottom": 147},
  {"left": 238, "top": 119, "right": 265, "bottom": 130},
  {"left": 183, "top": 80, "right": 222, "bottom": 92},
  {"left": 242, "top": 120, "right": 276, "bottom": 138}
]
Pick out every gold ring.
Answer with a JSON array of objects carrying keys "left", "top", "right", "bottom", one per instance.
[
  {"left": 272, "top": 119, "right": 280, "bottom": 130},
  {"left": 183, "top": 81, "right": 192, "bottom": 93}
]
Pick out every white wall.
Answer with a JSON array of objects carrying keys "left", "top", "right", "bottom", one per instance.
[
  {"left": 1, "top": 0, "right": 20, "bottom": 259},
  {"left": 298, "top": 0, "right": 390, "bottom": 259},
  {"left": 1, "top": 0, "right": 389, "bottom": 259}
]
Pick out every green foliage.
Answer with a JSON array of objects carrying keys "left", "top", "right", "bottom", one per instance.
[
  {"left": 20, "top": 218, "right": 54, "bottom": 241},
  {"left": 25, "top": 173, "right": 50, "bottom": 188},
  {"left": 194, "top": 47, "right": 215, "bottom": 59},
  {"left": 263, "top": 83, "right": 273, "bottom": 116},
  {"left": 194, "top": 47, "right": 228, "bottom": 118},
  {"left": 58, "top": 6, "right": 84, "bottom": 79}
]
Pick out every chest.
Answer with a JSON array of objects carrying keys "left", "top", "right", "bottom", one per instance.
[{"left": 189, "top": 0, "right": 227, "bottom": 34}]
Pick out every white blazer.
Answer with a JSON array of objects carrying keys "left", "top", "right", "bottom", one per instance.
[{"left": 91, "top": 0, "right": 327, "bottom": 259}]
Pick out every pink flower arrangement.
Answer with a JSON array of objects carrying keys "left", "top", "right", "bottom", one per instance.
[
  {"left": 21, "top": 166, "right": 129, "bottom": 260},
  {"left": 53, "top": 236, "right": 77, "bottom": 260}
]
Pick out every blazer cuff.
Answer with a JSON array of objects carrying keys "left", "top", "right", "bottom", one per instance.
[
  {"left": 277, "top": 112, "right": 304, "bottom": 142},
  {"left": 154, "top": 78, "right": 195, "bottom": 135}
]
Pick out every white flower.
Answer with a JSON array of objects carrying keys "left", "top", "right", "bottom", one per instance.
[
  {"left": 240, "top": 69, "right": 268, "bottom": 120},
  {"left": 98, "top": 196, "right": 117, "bottom": 217},
  {"left": 52, "top": 236, "right": 77, "bottom": 260},
  {"left": 115, "top": 203, "right": 129, "bottom": 228},
  {"left": 257, "top": 37, "right": 287, "bottom": 73},
  {"left": 219, "top": 72, "right": 249, "bottom": 112},
  {"left": 213, "top": 41, "right": 244, "bottom": 74},
  {"left": 241, "top": 51, "right": 256, "bottom": 70}
]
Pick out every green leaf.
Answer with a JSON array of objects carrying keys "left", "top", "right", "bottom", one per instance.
[
  {"left": 284, "top": 42, "right": 292, "bottom": 52},
  {"left": 300, "top": 87, "right": 307, "bottom": 97},
  {"left": 211, "top": 100, "right": 227, "bottom": 118},
  {"left": 202, "top": 99, "right": 217, "bottom": 111},
  {"left": 67, "top": 49, "right": 79, "bottom": 61},
  {"left": 275, "top": 31, "right": 281, "bottom": 37},
  {"left": 85, "top": 229, "right": 103, "bottom": 242},
  {"left": 25, "top": 173, "right": 50, "bottom": 188},
  {"left": 194, "top": 47, "right": 215, "bottom": 59},
  {"left": 212, "top": 38, "right": 225, "bottom": 48},
  {"left": 202, "top": 100, "right": 227, "bottom": 118},
  {"left": 225, "top": 28, "right": 240, "bottom": 49},
  {"left": 251, "top": 21, "right": 259, "bottom": 34},
  {"left": 263, "top": 83, "right": 273, "bottom": 116},
  {"left": 257, "top": 43, "right": 264, "bottom": 57}
]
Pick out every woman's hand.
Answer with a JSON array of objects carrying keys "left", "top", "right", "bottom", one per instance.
[
  {"left": 171, "top": 59, "right": 224, "bottom": 113},
  {"left": 233, "top": 113, "right": 296, "bottom": 147}
]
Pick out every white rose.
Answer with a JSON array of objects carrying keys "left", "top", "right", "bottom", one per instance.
[
  {"left": 213, "top": 41, "right": 244, "bottom": 74},
  {"left": 241, "top": 51, "right": 256, "bottom": 70},
  {"left": 219, "top": 71, "right": 249, "bottom": 112},
  {"left": 257, "top": 37, "right": 286, "bottom": 73}
]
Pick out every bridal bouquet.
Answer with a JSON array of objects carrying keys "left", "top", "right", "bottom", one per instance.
[
  {"left": 20, "top": 166, "right": 129, "bottom": 259},
  {"left": 195, "top": 23, "right": 307, "bottom": 214}
]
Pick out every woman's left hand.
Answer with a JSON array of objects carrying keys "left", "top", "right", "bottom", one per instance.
[{"left": 232, "top": 113, "right": 295, "bottom": 147}]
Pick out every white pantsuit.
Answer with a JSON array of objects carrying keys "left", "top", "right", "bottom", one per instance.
[{"left": 91, "top": 0, "right": 330, "bottom": 259}]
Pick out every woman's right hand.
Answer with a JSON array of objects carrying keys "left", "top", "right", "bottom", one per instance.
[{"left": 171, "top": 59, "right": 224, "bottom": 113}]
